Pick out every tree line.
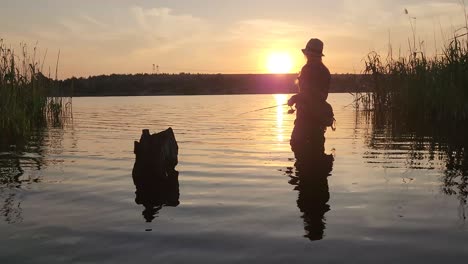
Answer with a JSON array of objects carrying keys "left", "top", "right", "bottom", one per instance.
[{"left": 58, "top": 73, "right": 366, "bottom": 97}]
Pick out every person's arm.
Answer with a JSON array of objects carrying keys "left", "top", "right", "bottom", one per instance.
[
  {"left": 287, "top": 94, "right": 298, "bottom": 106},
  {"left": 288, "top": 93, "right": 305, "bottom": 106}
]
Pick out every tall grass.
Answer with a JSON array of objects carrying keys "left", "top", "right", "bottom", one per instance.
[
  {"left": 358, "top": 8, "right": 468, "bottom": 126},
  {"left": 356, "top": 7, "right": 468, "bottom": 204},
  {"left": 0, "top": 39, "right": 71, "bottom": 137}
]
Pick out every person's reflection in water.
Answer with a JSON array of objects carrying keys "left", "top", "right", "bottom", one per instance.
[
  {"left": 133, "top": 169, "right": 180, "bottom": 223},
  {"left": 287, "top": 124, "right": 334, "bottom": 241}
]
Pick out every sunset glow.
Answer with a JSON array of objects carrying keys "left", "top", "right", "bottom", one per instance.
[
  {"left": 0, "top": 1, "right": 465, "bottom": 78},
  {"left": 266, "top": 53, "right": 294, "bottom": 74}
]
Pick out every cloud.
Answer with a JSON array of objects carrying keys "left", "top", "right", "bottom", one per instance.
[
  {"left": 32, "top": 6, "right": 210, "bottom": 52},
  {"left": 23, "top": 6, "right": 215, "bottom": 76},
  {"left": 128, "top": 6, "right": 211, "bottom": 51},
  {"left": 231, "top": 19, "right": 306, "bottom": 38},
  {"left": 225, "top": 19, "right": 313, "bottom": 50},
  {"left": 79, "top": 14, "right": 109, "bottom": 29}
]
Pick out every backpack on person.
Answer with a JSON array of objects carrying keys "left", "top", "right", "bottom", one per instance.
[
  {"left": 299, "top": 100, "right": 335, "bottom": 130},
  {"left": 320, "top": 101, "right": 335, "bottom": 128}
]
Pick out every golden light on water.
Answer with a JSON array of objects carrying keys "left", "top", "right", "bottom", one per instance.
[
  {"left": 274, "top": 94, "right": 288, "bottom": 142},
  {"left": 266, "top": 53, "right": 294, "bottom": 73}
]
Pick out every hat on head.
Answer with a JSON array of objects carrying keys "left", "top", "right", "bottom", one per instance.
[{"left": 302, "top": 38, "right": 324, "bottom": 57}]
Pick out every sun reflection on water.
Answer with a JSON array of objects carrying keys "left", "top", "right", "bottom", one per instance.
[{"left": 274, "top": 94, "right": 288, "bottom": 142}]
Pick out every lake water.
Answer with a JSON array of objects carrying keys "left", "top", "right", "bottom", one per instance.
[{"left": 1, "top": 94, "right": 467, "bottom": 263}]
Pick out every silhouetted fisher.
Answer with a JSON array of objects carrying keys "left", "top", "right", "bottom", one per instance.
[
  {"left": 132, "top": 128, "right": 180, "bottom": 223},
  {"left": 288, "top": 38, "right": 335, "bottom": 158}
]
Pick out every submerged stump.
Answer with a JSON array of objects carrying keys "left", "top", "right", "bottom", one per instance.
[
  {"left": 132, "top": 128, "right": 180, "bottom": 222},
  {"left": 132, "top": 127, "right": 178, "bottom": 183}
]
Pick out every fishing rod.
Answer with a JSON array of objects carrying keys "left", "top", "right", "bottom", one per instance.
[{"left": 238, "top": 103, "right": 295, "bottom": 115}]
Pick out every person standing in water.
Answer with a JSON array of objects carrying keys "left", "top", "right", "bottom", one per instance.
[{"left": 288, "top": 38, "right": 332, "bottom": 158}]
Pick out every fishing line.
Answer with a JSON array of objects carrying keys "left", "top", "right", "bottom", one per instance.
[
  {"left": 238, "top": 102, "right": 336, "bottom": 131},
  {"left": 238, "top": 103, "right": 290, "bottom": 116}
]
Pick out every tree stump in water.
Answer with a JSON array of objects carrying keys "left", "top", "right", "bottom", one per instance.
[
  {"left": 132, "top": 127, "right": 178, "bottom": 183},
  {"left": 132, "top": 128, "right": 179, "bottom": 221}
]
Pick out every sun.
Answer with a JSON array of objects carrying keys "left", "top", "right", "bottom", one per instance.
[{"left": 266, "top": 53, "right": 293, "bottom": 73}]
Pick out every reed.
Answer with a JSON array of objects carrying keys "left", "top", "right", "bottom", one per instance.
[
  {"left": 358, "top": 9, "right": 468, "bottom": 126},
  {"left": 355, "top": 7, "right": 468, "bottom": 202},
  {"left": 0, "top": 39, "right": 71, "bottom": 137}
]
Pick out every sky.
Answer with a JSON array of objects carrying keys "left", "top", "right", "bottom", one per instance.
[{"left": 1, "top": 0, "right": 467, "bottom": 78}]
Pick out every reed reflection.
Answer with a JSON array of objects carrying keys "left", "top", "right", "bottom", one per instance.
[
  {"left": 286, "top": 141, "right": 334, "bottom": 241},
  {"left": 0, "top": 130, "right": 45, "bottom": 224},
  {"left": 0, "top": 124, "right": 70, "bottom": 224},
  {"left": 359, "top": 110, "right": 468, "bottom": 216}
]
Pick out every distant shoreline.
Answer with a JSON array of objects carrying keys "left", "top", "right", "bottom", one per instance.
[
  {"left": 67, "top": 92, "right": 352, "bottom": 98},
  {"left": 58, "top": 73, "right": 367, "bottom": 97}
]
